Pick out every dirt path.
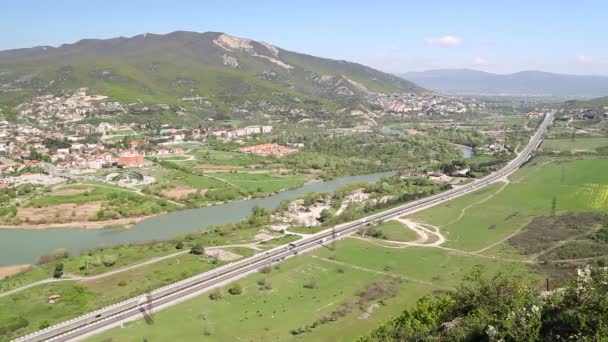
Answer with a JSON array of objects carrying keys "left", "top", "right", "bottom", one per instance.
[
  {"left": 0, "top": 236, "right": 279, "bottom": 297},
  {"left": 0, "top": 249, "right": 193, "bottom": 298},
  {"left": 441, "top": 180, "right": 509, "bottom": 228},
  {"left": 525, "top": 227, "right": 602, "bottom": 263},
  {"left": 350, "top": 236, "right": 534, "bottom": 264},
  {"left": 376, "top": 218, "right": 446, "bottom": 247},
  {"left": 311, "top": 255, "right": 435, "bottom": 286},
  {"left": 471, "top": 217, "right": 534, "bottom": 254}
]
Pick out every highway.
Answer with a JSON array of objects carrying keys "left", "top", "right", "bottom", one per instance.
[{"left": 13, "top": 112, "right": 553, "bottom": 342}]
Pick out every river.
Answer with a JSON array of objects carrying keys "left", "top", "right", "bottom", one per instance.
[{"left": 0, "top": 171, "right": 394, "bottom": 266}]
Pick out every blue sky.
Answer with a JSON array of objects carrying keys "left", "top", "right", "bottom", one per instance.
[{"left": 2, "top": 0, "right": 607, "bottom": 74}]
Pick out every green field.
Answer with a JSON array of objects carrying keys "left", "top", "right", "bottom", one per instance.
[
  {"left": 540, "top": 137, "right": 608, "bottom": 153},
  {"left": 410, "top": 158, "right": 608, "bottom": 252},
  {"left": 373, "top": 220, "right": 419, "bottom": 242},
  {"left": 151, "top": 161, "right": 311, "bottom": 205},
  {"left": 27, "top": 185, "right": 121, "bottom": 207},
  {"left": 0, "top": 253, "right": 223, "bottom": 342},
  {"left": 190, "top": 148, "right": 263, "bottom": 166},
  {"left": 88, "top": 157, "right": 608, "bottom": 341},
  {"left": 6, "top": 157, "right": 607, "bottom": 341},
  {"left": 90, "top": 238, "right": 512, "bottom": 342},
  {"left": 0, "top": 224, "right": 275, "bottom": 340}
]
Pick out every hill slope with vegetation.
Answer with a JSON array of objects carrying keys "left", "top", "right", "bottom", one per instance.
[
  {"left": 363, "top": 265, "right": 608, "bottom": 341},
  {"left": 0, "top": 31, "right": 423, "bottom": 123}
]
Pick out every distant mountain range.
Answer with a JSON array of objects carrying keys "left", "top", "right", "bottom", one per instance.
[
  {"left": 0, "top": 31, "right": 423, "bottom": 123},
  {"left": 400, "top": 69, "right": 608, "bottom": 97}
]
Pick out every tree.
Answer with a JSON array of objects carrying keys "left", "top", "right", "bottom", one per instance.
[
  {"left": 53, "top": 263, "right": 64, "bottom": 278},
  {"left": 190, "top": 244, "right": 205, "bottom": 255},
  {"left": 441, "top": 162, "right": 458, "bottom": 175},
  {"left": 318, "top": 209, "right": 334, "bottom": 223}
]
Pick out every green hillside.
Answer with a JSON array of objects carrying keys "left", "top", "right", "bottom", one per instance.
[{"left": 0, "top": 31, "right": 423, "bottom": 123}]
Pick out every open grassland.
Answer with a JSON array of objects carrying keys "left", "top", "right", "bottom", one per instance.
[
  {"left": 410, "top": 158, "right": 608, "bottom": 252},
  {"left": 8, "top": 158, "right": 608, "bottom": 341},
  {"left": 27, "top": 185, "right": 121, "bottom": 207},
  {"left": 372, "top": 220, "right": 419, "bottom": 242},
  {"left": 540, "top": 137, "right": 608, "bottom": 153},
  {"left": 89, "top": 238, "right": 512, "bottom": 342},
  {"left": 190, "top": 148, "right": 263, "bottom": 166},
  {"left": 1, "top": 182, "right": 179, "bottom": 226},
  {"left": 0, "top": 253, "right": 225, "bottom": 342},
  {"left": 150, "top": 164, "right": 311, "bottom": 206},
  {"left": 0, "top": 220, "right": 280, "bottom": 340},
  {"left": 0, "top": 225, "right": 266, "bottom": 296}
]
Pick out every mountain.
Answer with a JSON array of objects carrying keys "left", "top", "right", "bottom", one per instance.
[
  {"left": 400, "top": 69, "right": 608, "bottom": 97},
  {"left": 0, "top": 31, "right": 423, "bottom": 124}
]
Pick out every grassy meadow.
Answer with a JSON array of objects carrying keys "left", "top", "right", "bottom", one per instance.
[{"left": 88, "top": 157, "right": 608, "bottom": 341}]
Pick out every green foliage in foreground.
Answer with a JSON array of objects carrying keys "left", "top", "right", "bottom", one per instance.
[{"left": 363, "top": 266, "right": 608, "bottom": 342}]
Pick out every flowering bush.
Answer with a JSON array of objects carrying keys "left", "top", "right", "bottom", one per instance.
[{"left": 363, "top": 266, "right": 608, "bottom": 341}]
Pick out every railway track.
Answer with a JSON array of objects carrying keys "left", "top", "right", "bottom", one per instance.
[{"left": 13, "top": 112, "right": 553, "bottom": 342}]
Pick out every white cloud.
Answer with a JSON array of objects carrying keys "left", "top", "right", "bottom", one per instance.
[
  {"left": 472, "top": 57, "right": 489, "bottom": 66},
  {"left": 426, "top": 35, "right": 462, "bottom": 47},
  {"left": 576, "top": 55, "right": 593, "bottom": 63}
]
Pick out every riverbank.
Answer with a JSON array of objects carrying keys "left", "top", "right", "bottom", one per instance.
[
  {"left": 0, "top": 171, "right": 387, "bottom": 231},
  {"left": 0, "top": 216, "right": 152, "bottom": 230},
  {"left": 0, "top": 264, "right": 30, "bottom": 278},
  {"left": 0, "top": 171, "right": 395, "bottom": 266}
]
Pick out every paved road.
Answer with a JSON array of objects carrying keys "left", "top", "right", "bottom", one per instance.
[{"left": 13, "top": 112, "right": 553, "bottom": 342}]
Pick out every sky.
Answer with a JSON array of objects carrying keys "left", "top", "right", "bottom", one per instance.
[{"left": 2, "top": 0, "right": 607, "bottom": 75}]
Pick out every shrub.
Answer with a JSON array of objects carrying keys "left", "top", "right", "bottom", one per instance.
[
  {"left": 190, "top": 244, "right": 205, "bottom": 255},
  {"left": 38, "top": 321, "right": 50, "bottom": 329},
  {"left": 208, "top": 289, "right": 223, "bottom": 300},
  {"left": 304, "top": 279, "right": 317, "bottom": 289},
  {"left": 204, "top": 324, "right": 214, "bottom": 336},
  {"left": 228, "top": 284, "right": 243, "bottom": 295},
  {"left": 257, "top": 279, "right": 272, "bottom": 291},
  {"left": 259, "top": 266, "right": 272, "bottom": 274},
  {"left": 0, "top": 316, "right": 29, "bottom": 336},
  {"left": 102, "top": 254, "right": 117, "bottom": 267},
  {"left": 175, "top": 241, "right": 184, "bottom": 249}
]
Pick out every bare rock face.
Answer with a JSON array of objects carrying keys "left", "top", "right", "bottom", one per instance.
[
  {"left": 213, "top": 34, "right": 255, "bottom": 52},
  {"left": 252, "top": 53, "right": 293, "bottom": 69},
  {"left": 260, "top": 42, "right": 279, "bottom": 57},
  {"left": 222, "top": 54, "right": 240, "bottom": 69},
  {"left": 213, "top": 33, "right": 292, "bottom": 69}
]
